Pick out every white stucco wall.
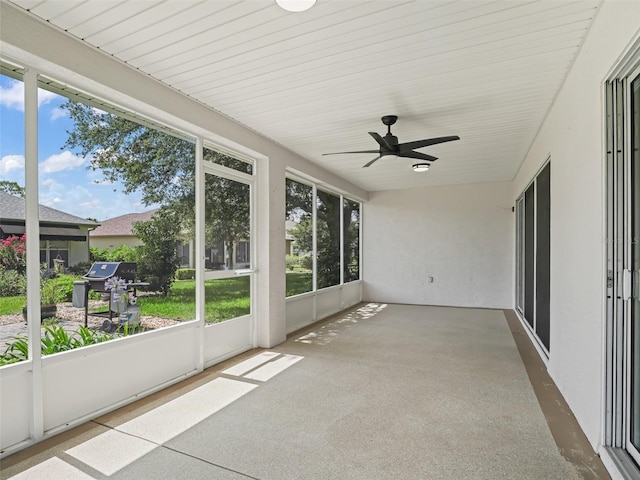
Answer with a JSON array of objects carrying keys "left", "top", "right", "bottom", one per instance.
[
  {"left": 67, "top": 240, "right": 89, "bottom": 267},
  {"left": 511, "top": 0, "right": 640, "bottom": 450},
  {"left": 363, "top": 182, "right": 513, "bottom": 309},
  {"left": 90, "top": 235, "right": 142, "bottom": 250}
]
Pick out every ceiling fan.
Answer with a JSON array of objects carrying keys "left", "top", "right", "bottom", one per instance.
[{"left": 322, "top": 115, "right": 460, "bottom": 168}]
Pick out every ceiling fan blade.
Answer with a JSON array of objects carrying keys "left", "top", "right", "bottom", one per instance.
[
  {"left": 398, "top": 151, "right": 438, "bottom": 162},
  {"left": 322, "top": 150, "right": 380, "bottom": 156},
  {"left": 362, "top": 155, "right": 383, "bottom": 168},
  {"left": 369, "top": 132, "right": 393, "bottom": 151},
  {"left": 398, "top": 135, "right": 460, "bottom": 152}
]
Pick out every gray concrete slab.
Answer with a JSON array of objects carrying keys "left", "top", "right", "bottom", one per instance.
[
  {"left": 166, "top": 304, "right": 580, "bottom": 479},
  {"left": 2, "top": 303, "right": 588, "bottom": 480},
  {"left": 111, "top": 446, "right": 255, "bottom": 480}
]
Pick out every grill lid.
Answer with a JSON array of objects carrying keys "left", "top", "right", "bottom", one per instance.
[{"left": 82, "top": 262, "right": 137, "bottom": 281}]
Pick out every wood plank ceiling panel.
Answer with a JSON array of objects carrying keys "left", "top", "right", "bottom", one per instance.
[
  {"left": 84, "top": 2, "right": 201, "bottom": 46},
  {"left": 105, "top": 2, "right": 234, "bottom": 57},
  {"left": 7, "top": 0, "right": 600, "bottom": 191},
  {"left": 46, "top": 1, "right": 122, "bottom": 32}
]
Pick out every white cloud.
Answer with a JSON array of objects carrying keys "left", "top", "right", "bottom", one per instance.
[
  {"left": 80, "top": 199, "right": 102, "bottom": 209},
  {"left": 87, "top": 168, "right": 114, "bottom": 185},
  {"left": 39, "top": 89, "right": 58, "bottom": 107},
  {"left": 0, "top": 154, "right": 25, "bottom": 174},
  {"left": 0, "top": 80, "right": 24, "bottom": 110},
  {"left": 50, "top": 107, "right": 67, "bottom": 121},
  {"left": 40, "top": 151, "right": 86, "bottom": 173},
  {"left": 0, "top": 80, "right": 59, "bottom": 111},
  {"left": 39, "top": 181, "right": 146, "bottom": 220},
  {"left": 41, "top": 178, "right": 56, "bottom": 186}
]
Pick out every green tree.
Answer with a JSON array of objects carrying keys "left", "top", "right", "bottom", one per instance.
[
  {"left": 0, "top": 181, "right": 25, "bottom": 197},
  {"left": 63, "top": 101, "right": 195, "bottom": 208},
  {"left": 203, "top": 150, "right": 250, "bottom": 269},
  {"left": 289, "top": 215, "right": 313, "bottom": 254},
  {"left": 133, "top": 210, "right": 181, "bottom": 296},
  {"left": 286, "top": 179, "right": 357, "bottom": 288},
  {"left": 62, "top": 100, "right": 252, "bottom": 273}
]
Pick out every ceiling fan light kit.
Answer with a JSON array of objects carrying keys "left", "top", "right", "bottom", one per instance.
[
  {"left": 322, "top": 115, "right": 460, "bottom": 169},
  {"left": 275, "top": 0, "right": 316, "bottom": 12}
]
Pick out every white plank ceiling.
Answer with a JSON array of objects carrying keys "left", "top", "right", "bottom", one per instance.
[{"left": 8, "top": 0, "right": 600, "bottom": 192}]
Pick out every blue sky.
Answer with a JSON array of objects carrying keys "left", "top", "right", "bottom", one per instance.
[{"left": 0, "top": 74, "right": 151, "bottom": 221}]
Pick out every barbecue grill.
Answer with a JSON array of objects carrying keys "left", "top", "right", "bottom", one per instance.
[
  {"left": 73, "top": 262, "right": 139, "bottom": 327},
  {"left": 82, "top": 261, "right": 137, "bottom": 291}
]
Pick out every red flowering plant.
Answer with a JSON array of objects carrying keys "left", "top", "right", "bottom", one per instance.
[{"left": 0, "top": 234, "right": 26, "bottom": 275}]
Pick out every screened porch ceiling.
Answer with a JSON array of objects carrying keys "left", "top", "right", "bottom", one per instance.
[{"left": 8, "top": 0, "right": 600, "bottom": 192}]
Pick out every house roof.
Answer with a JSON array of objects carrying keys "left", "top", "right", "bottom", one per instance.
[
  {"left": 90, "top": 209, "right": 159, "bottom": 237},
  {"left": 0, "top": 192, "right": 99, "bottom": 226}
]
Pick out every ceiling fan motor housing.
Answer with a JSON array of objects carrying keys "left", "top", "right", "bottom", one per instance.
[
  {"left": 381, "top": 115, "right": 398, "bottom": 126},
  {"left": 383, "top": 134, "right": 399, "bottom": 151}
]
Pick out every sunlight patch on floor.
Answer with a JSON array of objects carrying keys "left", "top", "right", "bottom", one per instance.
[
  {"left": 295, "top": 302, "right": 388, "bottom": 345},
  {"left": 7, "top": 457, "right": 95, "bottom": 480},
  {"left": 222, "top": 351, "right": 281, "bottom": 376},
  {"left": 244, "top": 354, "right": 303, "bottom": 382},
  {"left": 115, "top": 377, "right": 257, "bottom": 444},
  {"left": 65, "top": 429, "right": 156, "bottom": 476}
]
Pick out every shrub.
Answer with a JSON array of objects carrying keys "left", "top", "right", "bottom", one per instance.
[
  {"left": 0, "top": 269, "right": 26, "bottom": 296},
  {"left": 90, "top": 247, "right": 110, "bottom": 262},
  {"left": 67, "top": 261, "right": 92, "bottom": 275},
  {"left": 300, "top": 254, "right": 313, "bottom": 270},
  {"left": 40, "top": 267, "right": 58, "bottom": 280},
  {"left": 0, "top": 234, "right": 26, "bottom": 274},
  {"left": 40, "top": 278, "right": 66, "bottom": 305},
  {"left": 0, "top": 324, "right": 142, "bottom": 366},
  {"left": 176, "top": 268, "right": 195, "bottom": 280},
  {"left": 107, "top": 244, "right": 138, "bottom": 262},
  {"left": 133, "top": 211, "right": 181, "bottom": 296},
  {"left": 285, "top": 254, "right": 300, "bottom": 271},
  {"left": 138, "top": 275, "right": 161, "bottom": 292},
  {"left": 54, "top": 274, "right": 80, "bottom": 302}
]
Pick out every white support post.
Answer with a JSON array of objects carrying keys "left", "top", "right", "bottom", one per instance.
[
  {"left": 312, "top": 185, "right": 317, "bottom": 292},
  {"left": 24, "top": 68, "right": 44, "bottom": 441},
  {"left": 249, "top": 168, "right": 257, "bottom": 347},
  {"left": 312, "top": 185, "right": 318, "bottom": 321},
  {"left": 195, "top": 138, "right": 205, "bottom": 372}
]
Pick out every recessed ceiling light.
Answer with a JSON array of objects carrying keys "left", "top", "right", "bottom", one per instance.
[
  {"left": 276, "top": 0, "right": 316, "bottom": 12},
  {"left": 412, "top": 163, "right": 430, "bottom": 172}
]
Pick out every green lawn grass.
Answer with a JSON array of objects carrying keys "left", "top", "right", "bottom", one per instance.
[
  {"left": 141, "top": 277, "right": 251, "bottom": 323},
  {"left": 2, "top": 272, "right": 314, "bottom": 322},
  {"left": 0, "top": 296, "right": 24, "bottom": 315},
  {"left": 286, "top": 271, "right": 312, "bottom": 297}
]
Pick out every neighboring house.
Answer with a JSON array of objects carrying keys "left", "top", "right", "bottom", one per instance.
[
  {"left": 90, "top": 209, "right": 194, "bottom": 268},
  {"left": 90, "top": 209, "right": 159, "bottom": 250},
  {"left": 92, "top": 210, "right": 260, "bottom": 270},
  {"left": 0, "top": 192, "right": 99, "bottom": 269},
  {"left": 285, "top": 219, "right": 296, "bottom": 256}
]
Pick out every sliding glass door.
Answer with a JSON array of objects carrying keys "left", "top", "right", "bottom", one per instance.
[
  {"left": 629, "top": 72, "right": 640, "bottom": 454},
  {"left": 515, "top": 161, "right": 551, "bottom": 352},
  {"left": 605, "top": 68, "right": 640, "bottom": 464}
]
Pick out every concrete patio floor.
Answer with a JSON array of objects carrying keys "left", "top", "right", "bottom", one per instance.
[{"left": 0, "top": 303, "right": 608, "bottom": 479}]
